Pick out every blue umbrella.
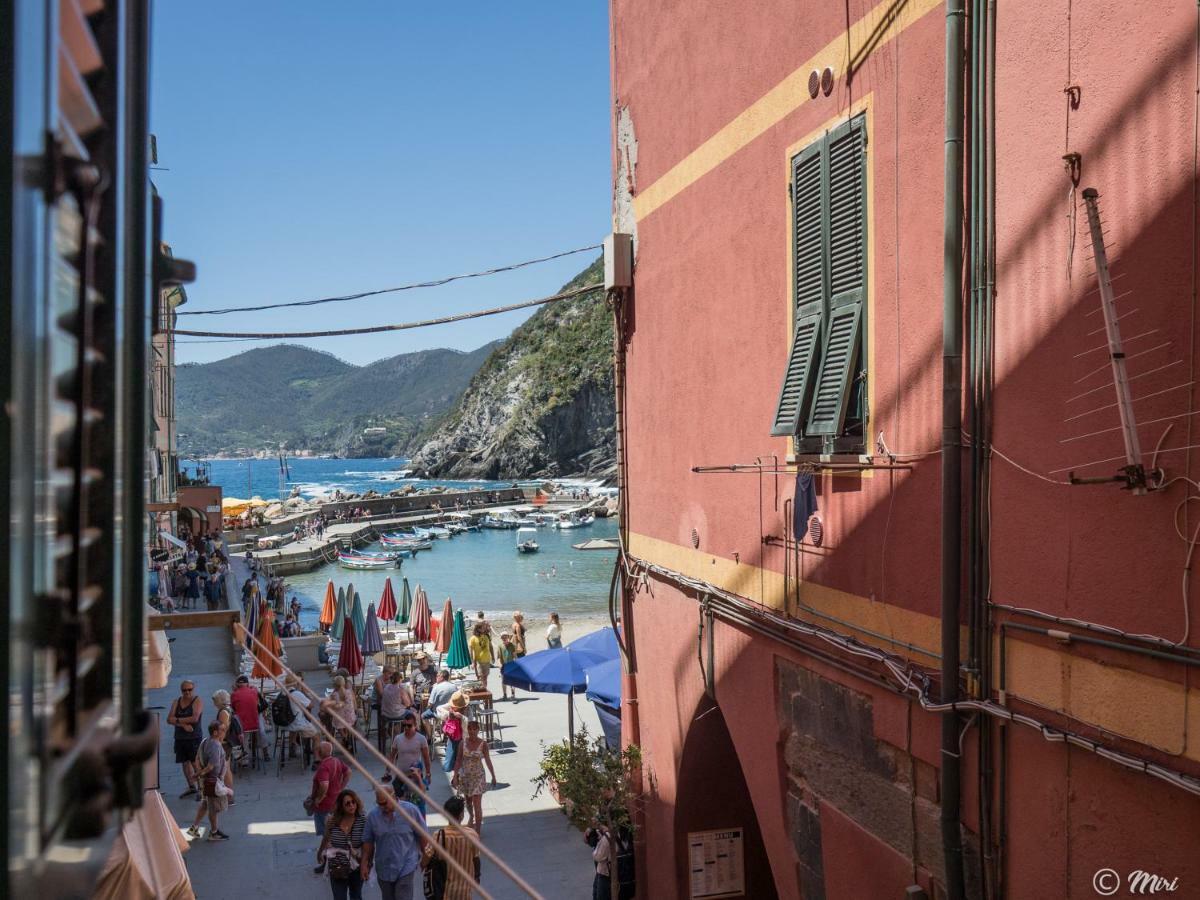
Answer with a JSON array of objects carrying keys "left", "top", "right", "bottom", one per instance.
[
  {"left": 502, "top": 645, "right": 610, "bottom": 736},
  {"left": 584, "top": 656, "right": 621, "bottom": 708},
  {"left": 350, "top": 590, "right": 366, "bottom": 643},
  {"left": 568, "top": 626, "right": 620, "bottom": 661},
  {"left": 361, "top": 602, "right": 385, "bottom": 656}
]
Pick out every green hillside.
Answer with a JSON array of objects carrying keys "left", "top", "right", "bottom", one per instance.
[{"left": 176, "top": 341, "right": 498, "bottom": 456}]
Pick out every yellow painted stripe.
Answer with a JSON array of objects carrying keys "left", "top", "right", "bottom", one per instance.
[
  {"left": 632, "top": 0, "right": 942, "bottom": 222},
  {"left": 629, "top": 531, "right": 1198, "bottom": 761}
]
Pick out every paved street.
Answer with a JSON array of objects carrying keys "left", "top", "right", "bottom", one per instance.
[{"left": 149, "top": 623, "right": 601, "bottom": 899}]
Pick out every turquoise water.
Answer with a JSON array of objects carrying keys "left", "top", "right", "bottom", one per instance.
[
  {"left": 283, "top": 517, "right": 619, "bottom": 637},
  {"left": 201, "top": 456, "right": 618, "bottom": 637}
]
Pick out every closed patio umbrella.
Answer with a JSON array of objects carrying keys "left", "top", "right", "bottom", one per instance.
[
  {"left": 332, "top": 586, "right": 348, "bottom": 640},
  {"left": 399, "top": 577, "right": 412, "bottom": 626},
  {"left": 501, "top": 644, "right": 609, "bottom": 737},
  {"left": 362, "top": 603, "right": 385, "bottom": 657},
  {"left": 445, "top": 608, "right": 472, "bottom": 671},
  {"left": 350, "top": 590, "right": 366, "bottom": 643},
  {"left": 410, "top": 584, "right": 431, "bottom": 644},
  {"left": 434, "top": 598, "right": 454, "bottom": 655},
  {"left": 377, "top": 578, "right": 397, "bottom": 632},
  {"left": 319, "top": 580, "right": 337, "bottom": 629},
  {"left": 252, "top": 609, "right": 283, "bottom": 686},
  {"left": 243, "top": 592, "right": 259, "bottom": 653},
  {"left": 339, "top": 616, "right": 364, "bottom": 679}
]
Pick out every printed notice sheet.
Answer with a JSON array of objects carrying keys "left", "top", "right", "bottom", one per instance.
[{"left": 688, "top": 828, "right": 745, "bottom": 898}]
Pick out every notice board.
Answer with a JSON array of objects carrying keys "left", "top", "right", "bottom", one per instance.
[{"left": 688, "top": 827, "right": 745, "bottom": 898}]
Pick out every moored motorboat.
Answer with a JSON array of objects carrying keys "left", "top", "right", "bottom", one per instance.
[
  {"left": 516, "top": 527, "right": 539, "bottom": 554},
  {"left": 426, "top": 525, "right": 451, "bottom": 539}
]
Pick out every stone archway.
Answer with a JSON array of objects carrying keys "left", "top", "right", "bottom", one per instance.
[{"left": 673, "top": 695, "right": 778, "bottom": 899}]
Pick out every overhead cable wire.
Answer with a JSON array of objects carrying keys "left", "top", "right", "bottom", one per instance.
[
  {"left": 177, "top": 244, "right": 601, "bottom": 317},
  {"left": 175, "top": 283, "right": 603, "bottom": 340}
]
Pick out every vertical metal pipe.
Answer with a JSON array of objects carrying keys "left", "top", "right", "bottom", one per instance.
[{"left": 942, "top": 0, "right": 968, "bottom": 897}]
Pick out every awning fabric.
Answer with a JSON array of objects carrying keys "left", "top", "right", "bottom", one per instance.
[
  {"left": 144, "top": 603, "right": 172, "bottom": 690},
  {"left": 158, "top": 530, "right": 188, "bottom": 550},
  {"left": 94, "top": 789, "right": 193, "bottom": 900}
]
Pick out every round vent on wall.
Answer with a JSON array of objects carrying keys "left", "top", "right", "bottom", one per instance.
[
  {"left": 808, "top": 70, "right": 821, "bottom": 99},
  {"left": 691, "top": 528, "right": 700, "bottom": 549},
  {"left": 808, "top": 514, "right": 824, "bottom": 547},
  {"left": 821, "top": 67, "right": 835, "bottom": 96}
]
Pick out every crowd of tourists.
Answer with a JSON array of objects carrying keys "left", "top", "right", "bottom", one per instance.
[{"left": 151, "top": 528, "right": 229, "bottom": 612}]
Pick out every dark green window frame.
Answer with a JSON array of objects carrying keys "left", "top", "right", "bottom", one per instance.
[{"left": 772, "top": 113, "right": 868, "bottom": 455}]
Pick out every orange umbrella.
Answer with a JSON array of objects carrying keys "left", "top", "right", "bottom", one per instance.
[
  {"left": 252, "top": 609, "right": 283, "bottom": 681},
  {"left": 319, "top": 580, "right": 337, "bottom": 628},
  {"left": 377, "top": 577, "right": 398, "bottom": 626},
  {"left": 434, "top": 598, "right": 454, "bottom": 654},
  {"left": 430, "top": 617, "right": 442, "bottom": 646}
]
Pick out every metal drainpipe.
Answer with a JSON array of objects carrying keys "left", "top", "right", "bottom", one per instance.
[
  {"left": 942, "top": 0, "right": 968, "bottom": 898},
  {"left": 610, "top": 286, "right": 644, "bottom": 898}
]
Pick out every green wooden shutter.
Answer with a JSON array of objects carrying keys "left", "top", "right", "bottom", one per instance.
[
  {"left": 772, "top": 144, "right": 826, "bottom": 436},
  {"left": 807, "top": 117, "right": 866, "bottom": 436}
]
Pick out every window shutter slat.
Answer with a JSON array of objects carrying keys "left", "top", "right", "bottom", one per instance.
[
  {"left": 793, "top": 147, "right": 825, "bottom": 313},
  {"left": 771, "top": 312, "right": 824, "bottom": 436},
  {"left": 805, "top": 299, "right": 863, "bottom": 435},
  {"left": 827, "top": 123, "right": 865, "bottom": 300}
]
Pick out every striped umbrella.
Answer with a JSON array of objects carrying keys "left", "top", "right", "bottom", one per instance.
[
  {"left": 332, "top": 585, "right": 348, "bottom": 640},
  {"left": 410, "top": 584, "right": 432, "bottom": 644},
  {"left": 377, "top": 578, "right": 397, "bottom": 631},
  {"left": 351, "top": 590, "right": 367, "bottom": 643},
  {"left": 362, "top": 603, "right": 385, "bottom": 657},
  {"left": 338, "top": 616, "right": 364, "bottom": 678},
  {"left": 434, "top": 597, "right": 454, "bottom": 664},
  {"left": 252, "top": 609, "right": 283, "bottom": 682},
  {"left": 318, "top": 580, "right": 337, "bottom": 628},
  {"left": 399, "top": 577, "right": 412, "bottom": 626},
  {"left": 445, "top": 609, "right": 472, "bottom": 670}
]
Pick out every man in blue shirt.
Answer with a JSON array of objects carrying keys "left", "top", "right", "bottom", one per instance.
[{"left": 361, "top": 786, "right": 428, "bottom": 899}]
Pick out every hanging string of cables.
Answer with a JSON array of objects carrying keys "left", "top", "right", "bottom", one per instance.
[
  {"left": 237, "top": 622, "right": 545, "bottom": 899},
  {"left": 175, "top": 283, "right": 603, "bottom": 340},
  {"left": 177, "top": 244, "right": 601, "bottom": 317}
]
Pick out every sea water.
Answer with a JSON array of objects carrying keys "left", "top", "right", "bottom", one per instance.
[{"left": 203, "top": 457, "right": 618, "bottom": 638}]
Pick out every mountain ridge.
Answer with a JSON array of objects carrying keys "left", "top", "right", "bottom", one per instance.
[{"left": 176, "top": 341, "right": 500, "bottom": 457}]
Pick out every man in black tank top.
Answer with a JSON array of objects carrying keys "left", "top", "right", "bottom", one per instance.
[{"left": 168, "top": 680, "right": 204, "bottom": 797}]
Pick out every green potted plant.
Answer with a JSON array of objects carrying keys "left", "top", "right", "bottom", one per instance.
[{"left": 533, "top": 727, "right": 642, "bottom": 898}]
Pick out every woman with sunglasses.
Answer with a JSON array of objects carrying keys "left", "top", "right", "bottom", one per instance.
[{"left": 317, "top": 789, "right": 367, "bottom": 900}]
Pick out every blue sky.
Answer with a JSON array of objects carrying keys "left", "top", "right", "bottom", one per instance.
[{"left": 151, "top": 3, "right": 611, "bottom": 365}]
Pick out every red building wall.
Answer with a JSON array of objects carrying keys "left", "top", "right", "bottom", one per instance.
[{"left": 611, "top": 1, "right": 1200, "bottom": 897}]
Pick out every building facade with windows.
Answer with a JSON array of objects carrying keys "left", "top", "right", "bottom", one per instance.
[{"left": 610, "top": 2, "right": 1200, "bottom": 898}]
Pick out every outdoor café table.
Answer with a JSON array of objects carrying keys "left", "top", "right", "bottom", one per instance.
[{"left": 467, "top": 689, "right": 495, "bottom": 743}]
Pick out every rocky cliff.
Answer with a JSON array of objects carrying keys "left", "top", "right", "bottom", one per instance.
[{"left": 409, "top": 258, "right": 616, "bottom": 481}]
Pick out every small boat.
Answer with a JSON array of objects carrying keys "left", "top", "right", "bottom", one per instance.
[
  {"left": 555, "top": 513, "right": 590, "bottom": 529},
  {"left": 516, "top": 527, "right": 540, "bottom": 554},
  {"left": 481, "top": 515, "right": 518, "bottom": 529},
  {"left": 380, "top": 533, "right": 433, "bottom": 550},
  {"left": 513, "top": 516, "right": 537, "bottom": 526},
  {"left": 446, "top": 523, "right": 468, "bottom": 535},
  {"left": 426, "top": 525, "right": 452, "bottom": 539},
  {"left": 338, "top": 552, "right": 400, "bottom": 570}
]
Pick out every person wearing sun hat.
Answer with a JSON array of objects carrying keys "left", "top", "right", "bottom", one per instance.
[{"left": 438, "top": 690, "right": 469, "bottom": 773}]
